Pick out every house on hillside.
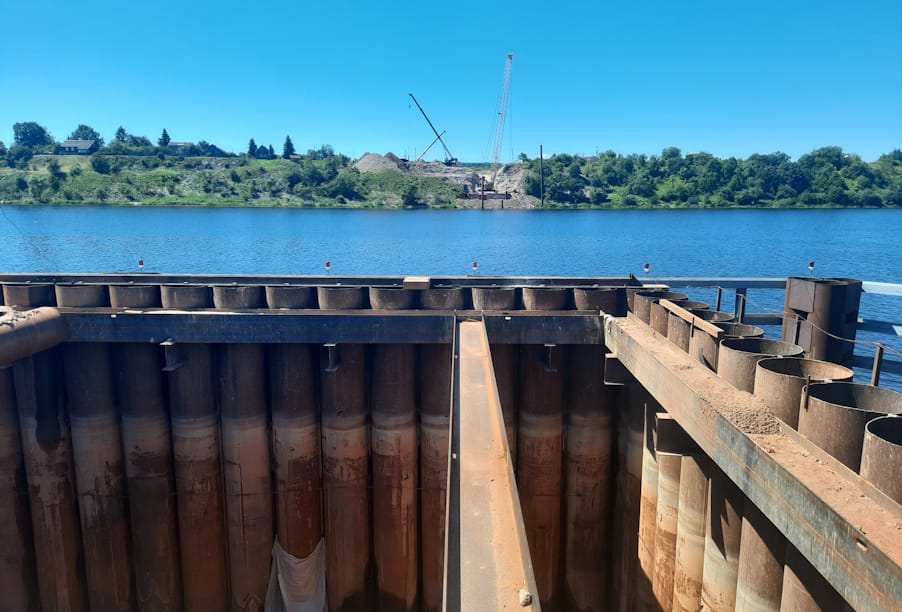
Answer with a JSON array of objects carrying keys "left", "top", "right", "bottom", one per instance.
[
  {"left": 168, "top": 141, "right": 194, "bottom": 152},
  {"left": 57, "top": 139, "right": 98, "bottom": 155}
]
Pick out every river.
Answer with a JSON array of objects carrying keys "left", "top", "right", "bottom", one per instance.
[{"left": 1, "top": 206, "right": 900, "bottom": 388}]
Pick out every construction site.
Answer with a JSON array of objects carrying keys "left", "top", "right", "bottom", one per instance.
[
  {"left": 0, "top": 273, "right": 900, "bottom": 611},
  {"left": 353, "top": 54, "right": 536, "bottom": 209}
]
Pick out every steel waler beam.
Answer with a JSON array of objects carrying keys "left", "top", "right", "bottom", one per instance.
[{"left": 443, "top": 319, "right": 539, "bottom": 611}]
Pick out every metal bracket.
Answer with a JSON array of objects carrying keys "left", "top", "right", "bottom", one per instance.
[
  {"left": 161, "top": 339, "right": 185, "bottom": 372},
  {"left": 324, "top": 343, "right": 340, "bottom": 372},
  {"left": 543, "top": 343, "right": 557, "bottom": 373}
]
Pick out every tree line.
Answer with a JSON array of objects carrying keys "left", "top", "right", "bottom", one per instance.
[
  {"left": 1, "top": 121, "right": 312, "bottom": 168},
  {"left": 522, "top": 146, "right": 902, "bottom": 208}
]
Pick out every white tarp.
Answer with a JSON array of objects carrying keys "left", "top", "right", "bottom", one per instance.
[{"left": 265, "top": 537, "right": 327, "bottom": 612}]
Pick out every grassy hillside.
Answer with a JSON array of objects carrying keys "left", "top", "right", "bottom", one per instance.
[{"left": 0, "top": 154, "right": 462, "bottom": 208}]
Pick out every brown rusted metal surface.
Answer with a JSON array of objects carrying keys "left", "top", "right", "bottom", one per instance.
[
  {"left": 672, "top": 299, "right": 710, "bottom": 310},
  {"left": 160, "top": 283, "right": 213, "bottom": 308},
  {"left": 0, "top": 365, "right": 39, "bottom": 611},
  {"left": 522, "top": 287, "right": 568, "bottom": 311},
  {"left": 633, "top": 291, "right": 688, "bottom": 324},
  {"left": 218, "top": 343, "right": 273, "bottom": 611},
  {"left": 687, "top": 320, "right": 764, "bottom": 372},
  {"left": 518, "top": 342, "right": 565, "bottom": 609},
  {"left": 265, "top": 284, "right": 316, "bottom": 309},
  {"left": 448, "top": 319, "right": 538, "bottom": 612},
  {"left": 2, "top": 282, "right": 56, "bottom": 306},
  {"left": 54, "top": 283, "right": 109, "bottom": 307},
  {"left": 636, "top": 398, "right": 661, "bottom": 609},
  {"left": 754, "top": 358, "right": 853, "bottom": 429},
  {"left": 701, "top": 467, "right": 743, "bottom": 611},
  {"left": 320, "top": 343, "right": 371, "bottom": 611},
  {"left": 688, "top": 308, "right": 734, "bottom": 322},
  {"left": 782, "top": 277, "right": 861, "bottom": 367},
  {"left": 798, "top": 382, "right": 902, "bottom": 471},
  {"left": 573, "top": 286, "right": 627, "bottom": 315},
  {"left": 370, "top": 287, "right": 418, "bottom": 310},
  {"left": 717, "top": 338, "right": 803, "bottom": 393},
  {"left": 0, "top": 307, "right": 68, "bottom": 366},
  {"left": 418, "top": 343, "right": 452, "bottom": 612},
  {"left": 667, "top": 314, "right": 692, "bottom": 352},
  {"left": 735, "top": 503, "right": 786, "bottom": 611},
  {"left": 371, "top": 344, "right": 419, "bottom": 611},
  {"left": 605, "top": 315, "right": 902, "bottom": 610},
  {"left": 564, "top": 344, "right": 612, "bottom": 612},
  {"left": 612, "top": 385, "right": 645, "bottom": 611},
  {"left": 269, "top": 343, "right": 322, "bottom": 557},
  {"left": 652, "top": 450, "right": 682, "bottom": 611},
  {"left": 63, "top": 343, "right": 134, "bottom": 610},
  {"left": 673, "top": 453, "right": 708, "bottom": 612},
  {"left": 317, "top": 286, "right": 367, "bottom": 309},
  {"left": 420, "top": 287, "right": 467, "bottom": 309},
  {"left": 167, "top": 342, "right": 229, "bottom": 611},
  {"left": 860, "top": 416, "right": 902, "bottom": 504},
  {"left": 116, "top": 342, "right": 183, "bottom": 610},
  {"left": 212, "top": 284, "right": 265, "bottom": 309},
  {"left": 14, "top": 351, "right": 87, "bottom": 612},
  {"left": 780, "top": 545, "right": 850, "bottom": 611},
  {"left": 649, "top": 301, "right": 670, "bottom": 335},
  {"left": 472, "top": 287, "right": 517, "bottom": 310},
  {"left": 109, "top": 283, "right": 162, "bottom": 307},
  {"left": 491, "top": 343, "right": 519, "bottom": 468}
]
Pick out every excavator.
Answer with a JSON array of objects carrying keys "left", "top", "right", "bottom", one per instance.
[{"left": 409, "top": 93, "right": 457, "bottom": 166}]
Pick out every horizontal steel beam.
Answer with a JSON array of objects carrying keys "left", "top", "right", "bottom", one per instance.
[
  {"left": 862, "top": 281, "right": 902, "bottom": 296},
  {"left": 0, "top": 273, "right": 639, "bottom": 288},
  {"left": 605, "top": 314, "right": 902, "bottom": 611},
  {"left": 59, "top": 310, "right": 603, "bottom": 345},
  {"left": 444, "top": 319, "right": 538, "bottom": 611}
]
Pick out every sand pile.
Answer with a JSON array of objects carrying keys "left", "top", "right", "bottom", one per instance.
[{"left": 355, "top": 152, "right": 402, "bottom": 173}]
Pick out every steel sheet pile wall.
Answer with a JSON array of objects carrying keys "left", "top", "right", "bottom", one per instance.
[{"left": 2, "top": 276, "right": 897, "bottom": 611}]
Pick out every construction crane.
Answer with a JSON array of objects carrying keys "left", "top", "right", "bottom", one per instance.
[
  {"left": 409, "top": 93, "right": 457, "bottom": 166},
  {"left": 491, "top": 54, "right": 514, "bottom": 174},
  {"left": 415, "top": 130, "right": 446, "bottom": 163}
]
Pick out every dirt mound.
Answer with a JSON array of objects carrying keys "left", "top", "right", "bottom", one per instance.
[{"left": 355, "top": 152, "right": 402, "bottom": 173}]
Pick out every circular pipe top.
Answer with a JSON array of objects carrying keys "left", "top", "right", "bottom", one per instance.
[
  {"left": 688, "top": 308, "right": 734, "bottom": 322},
  {"left": 866, "top": 416, "right": 902, "bottom": 447},
  {"left": 713, "top": 322, "right": 764, "bottom": 338},
  {"left": 806, "top": 382, "right": 902, "bottom": 415},
  {"left": 719, "top": 338, "right": 803, "bottom": 358},
  {"left": 756, "top": 357, "right": 853, "bottom": 382},
  {"left": 671, "top": 300, "right": 709, "bottom": 310}
]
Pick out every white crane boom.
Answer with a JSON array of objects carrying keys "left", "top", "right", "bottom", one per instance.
[{"left": 491, "top": 54, "right": 514, "bottom": 173}]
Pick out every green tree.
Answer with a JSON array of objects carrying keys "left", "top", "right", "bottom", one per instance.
[
  {"left": 158, "top": 129, "right": 171, "bottom": 147},
  {"left": 91, "top": 156, "right": 111, "bottom": 174},
  {"left": 128, "top": 135, "right": 152, "bottom": 147},
  {"left": 115, "top": 126, "right": 128, "bottom": 142},
  {"left": 47, "top": 158, "right": 66, "bottom": 179},
  {"left": 248, "top": 138, "right": 257, "bottom": 157},
  {"left": 68, "top": 124, "right": 104, "bottom": 147},
  {"left": 6, "top": 144, "right": 33, "bottom": 169},
  {"left": 13, "top": 122, "right": 54, "bottom": 147},
  {"left": 283, "top": 135, "right": 296, "bottom": 159},
  {"left": 268, "top": 145, "right": 276, "bottom": 158},
  {"left": 0, "top": 141, "right": 6, "bottom": 157}
]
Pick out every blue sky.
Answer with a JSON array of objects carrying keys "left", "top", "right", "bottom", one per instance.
[{"left": 1, "top": 0, "right": 900, "bottom": 162}]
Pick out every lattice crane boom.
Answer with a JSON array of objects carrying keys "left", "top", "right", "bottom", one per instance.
[{"left": 491, "top": 54, "right": 514, "bottom": 173}]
